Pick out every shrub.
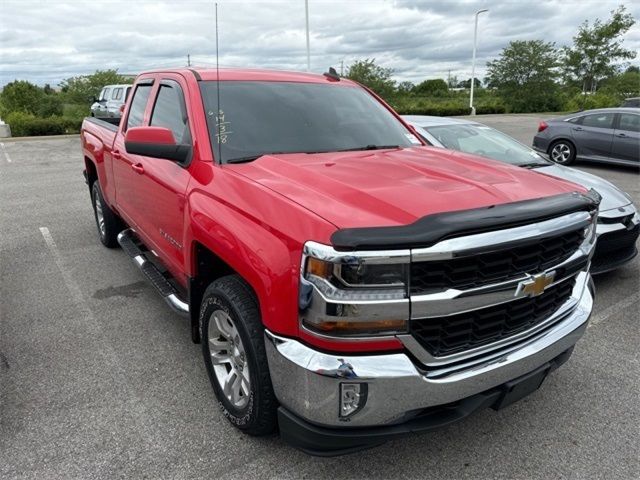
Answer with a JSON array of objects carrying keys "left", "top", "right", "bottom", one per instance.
[
  {"left": 63, "top": 103, "right": 90, "bottom": 119},
  {"left": 36, "top": 95, "right": 63, "bottom": 117},
  {"left": 5, "top": 111, "right": 76, "bottom": 137},
  {"left": 0, "top": 80, "right": 44, "bottom": 116},
  {"left": 563, "top": 92, "right": 618, "bottom": 111},
  {"left": 387, "top": 95, "right": 505, "bottom": 116}
]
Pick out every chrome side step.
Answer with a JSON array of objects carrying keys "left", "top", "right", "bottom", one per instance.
[{"left": 117, "top": 229, "right": 189, "bottom": 317}]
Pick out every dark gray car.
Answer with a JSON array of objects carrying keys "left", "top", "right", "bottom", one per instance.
[{"left": 532, "top": 108, "right": 639, "bottom": 167}]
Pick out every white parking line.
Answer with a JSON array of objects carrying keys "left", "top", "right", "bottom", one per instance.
[
  {"left": 0, "top": 142, "right": 12, "bottom": 163},
  {"left": 39, "top": 226, "right": 93, "bottom": 319},
  {"left": 588, "top": 291, "right": 640, "bottom": 329}
]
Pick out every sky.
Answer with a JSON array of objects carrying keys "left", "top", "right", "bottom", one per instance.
[{"left": 1, "top": 0, "right": 639, "bottom": 87}]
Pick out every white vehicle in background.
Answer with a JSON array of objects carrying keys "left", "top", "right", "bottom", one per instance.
[
  {"left": 404, "top": 115, "right": 639, "bottom": 274},
  {"left": 90, "top": 84, "right": 132, "bottom": 118}
]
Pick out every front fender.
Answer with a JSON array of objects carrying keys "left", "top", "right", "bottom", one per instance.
[{"left": 185, "top": 163, "right": 335, "bottom": 337}]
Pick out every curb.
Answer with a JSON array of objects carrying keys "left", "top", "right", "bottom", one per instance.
[{"left": 1, "top": 134, "right": 81, "bottom": 142}]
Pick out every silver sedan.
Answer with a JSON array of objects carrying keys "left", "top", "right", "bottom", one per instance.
[{"left": 404, "top": 115, "right": 639, "bottom": 274}]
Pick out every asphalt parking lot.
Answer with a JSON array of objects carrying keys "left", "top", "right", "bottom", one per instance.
[{"left": 1, "top": 115, "right": 638, "bottom": 479}]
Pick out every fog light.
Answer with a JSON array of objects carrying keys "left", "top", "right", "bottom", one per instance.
[{"left": 339, "top": 383, "right": 368, "bottom": 418}]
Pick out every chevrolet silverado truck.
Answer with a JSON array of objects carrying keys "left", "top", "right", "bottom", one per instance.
[{"left": 81, "top": 67, "right": 599, "bottom": 455}]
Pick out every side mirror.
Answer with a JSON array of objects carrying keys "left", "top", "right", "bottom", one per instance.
[{"left": 124, "top": 126, "right": 191, "bottom": 163}]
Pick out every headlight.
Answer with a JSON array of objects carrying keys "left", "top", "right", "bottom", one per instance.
[
  {"left": 300, "top": 242, "right": 410, "bottom": 337},
  {"left": 306, "top": 257, "right": 407, "bottom": 288}
]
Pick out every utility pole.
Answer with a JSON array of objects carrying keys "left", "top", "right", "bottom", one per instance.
[
  {"left": 340, "top": 59, "right": 344, "bottom": 77},
  {"left": 305, "top": 0, "right": 311, "bottom": 71},
  {"left": 187, "top": 54, "right": 191, "bottom": 67},
  {"left": 469, "top": 9, "right": 488, "bottom": 115}
]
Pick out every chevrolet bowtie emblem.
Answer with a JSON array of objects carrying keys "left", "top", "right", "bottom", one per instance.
[{"left": 516, "top": 272, "right": 556, "bottom": 298}]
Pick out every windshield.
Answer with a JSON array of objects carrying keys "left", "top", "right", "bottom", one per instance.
[
  {"left": 425, "top": 124, "right": 550, "bottom": 167},
  {"left": 199, "top": 81, "right": 417, "bottom": 163}
]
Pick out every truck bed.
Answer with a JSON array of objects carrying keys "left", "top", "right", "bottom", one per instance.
[{"left": 85, "top": 116, "right": 120, "bottom": 131}]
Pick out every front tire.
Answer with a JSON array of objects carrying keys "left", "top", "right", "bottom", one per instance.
[
  {"left": 549, "top": 140, "right": 576, "bottom": 165},
  {"left": 91, "top": 181, "right": 122, "bottom": 248},
  {"left": 200, "top": 275, "right": 278, "bottom": 436}
]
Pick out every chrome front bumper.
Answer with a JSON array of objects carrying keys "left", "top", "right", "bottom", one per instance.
[{"left": 265, "top": 271, "right": 593, "bottom": 428}]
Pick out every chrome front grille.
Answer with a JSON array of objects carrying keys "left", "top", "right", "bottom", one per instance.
[
  {"left": 401, "top": 210, "right": 597, "bottom": 367},
  {"left": 410, "top": 228, "right": 584, "bottom": 294},
  {"left": 410, "top": 278, "right": 575, "bottom": 357}
]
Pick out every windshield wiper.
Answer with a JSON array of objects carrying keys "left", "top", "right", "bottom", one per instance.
[
  {"left": 518, "top": 162, "right": 550, "bottom": 169},
  {"left": 335, "top": 145, "right": 400, "bottom": 152},
  {"left": 226, "top": 155, "right": 263, "bottom": 164},
  {"left": 225, "top": 152, "right": 292, "bottom": 164},
  {"left": 226, "top": 146, "right": 400, "bottom": 163}
]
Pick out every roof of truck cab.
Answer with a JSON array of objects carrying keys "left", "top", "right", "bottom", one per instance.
[{"left": 137, "top": 67, "right": 359, "bottom": 85}]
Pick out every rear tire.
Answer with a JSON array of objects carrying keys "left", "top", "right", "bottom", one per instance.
[
  {"left": 549, "top": 140, "right": 576, "bottom": 165},
  {"left": 200, "top": 275, "right": 278, "bottom": 436},
  {"left": 91, "top": 181, "right": 122, "bottom": 248}
]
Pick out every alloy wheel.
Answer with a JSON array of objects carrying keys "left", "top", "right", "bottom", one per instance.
[
  {"left": 207, "top": 309, "right": 251, "bottom": 409},
  {"left": 94, "top": 192, "right": 106, "bottom": 237},
  {"left": 551, "top": 143, "right": 572, "bottom": 164}
]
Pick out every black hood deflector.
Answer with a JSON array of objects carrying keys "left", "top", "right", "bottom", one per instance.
[{"left": 330, "top": 189, "right": 601, "bottom": 251}]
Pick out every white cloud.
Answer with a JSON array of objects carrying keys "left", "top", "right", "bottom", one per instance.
[{"left": 0, "top": 0, "right": 638, "bottom": 86}]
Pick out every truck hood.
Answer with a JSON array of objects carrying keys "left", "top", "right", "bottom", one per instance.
[
  {"left": 229, "top": 147, "right": 586, "bottom": 229},
  {"left": 535, "top": 164, "right": 631, "bottom": 212}
]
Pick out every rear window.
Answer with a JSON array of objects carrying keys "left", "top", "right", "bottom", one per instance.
[
  {"left": 112, "top": 88, "right": 123, "bottom": 101},
  {"left": 126, "top": 84, "right": 153, "bottom": 130},
  {"left": 618, "top": 113, "right": 640, "bottom": 132},
  {"left": 581, "top": 113, "right": 614, "bottom": 129}
]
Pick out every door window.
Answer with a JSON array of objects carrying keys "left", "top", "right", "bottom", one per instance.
[
  {"left": 150, "top": 83, "right": 191, "bottom": 144},
  {"left": 618, "top": 113, "right": 640, "bottom": 132},
  {"left": 581, "top": 113, "right": 614, "bottom": 129},
  {"left": 112, "top": 88, "right": 123, "bottom": 101},
  {"left": 126, "top": 84, "right": 153, "bottom": 130}
]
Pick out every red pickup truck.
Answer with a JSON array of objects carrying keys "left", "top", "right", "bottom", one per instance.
[{"left": 81, "top": 67, "right": 599, "bottom": 455}]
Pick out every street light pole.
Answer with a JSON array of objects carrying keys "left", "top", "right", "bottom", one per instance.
[
  {"left": 305, "top": 0, "right": 310, "bottom": 71},
  {"left": 470, "top": 8, "right": 488, "bottom": 115}
]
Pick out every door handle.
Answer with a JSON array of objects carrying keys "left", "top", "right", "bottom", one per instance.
[
  {"left": 572, "top": 127, "right": 583, "bottom": 131},
  {"left": 112, "top": 150, "right": 122, "bottom": 160},
  {"left": 616, "top": 133, "right": 627, "bottom": 138},
  {"left": 131, "top": 163, "right": 145, "bottom": 174}
]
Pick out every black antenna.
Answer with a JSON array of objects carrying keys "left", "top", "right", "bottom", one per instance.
[
  {"left": 215, "top": 2, "right": 222, "bottom": 164},
  {"left": 323, "top": 66, "right": 340, "bottom": 81}
]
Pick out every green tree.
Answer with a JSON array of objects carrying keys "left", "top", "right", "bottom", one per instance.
[
  {"left": 0, "top": 80, "right": 45, "bottom": 116},
  {"left": 457, "top": 78, "right": 482, "bottom": 89},
  {"left": 486, "top": 40, "right": 561, "bottom": 113},
  {"left": 396, "top": 81, "right": 415, "bottom": 95},
  {"left": 59, "top": 69, "right": 132, "bottom": 105},
  {"left": 562, "top": 6, "right": 636, "bottom": 93},
  {"left": 346, "top": 59, "right": 396, "bottom": 98},
  {"left": 600, "top": 71, "right": 640, "bottom": 100},
  {"left": 414, "top": 79, "right": 448, "bottom": 96}
]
